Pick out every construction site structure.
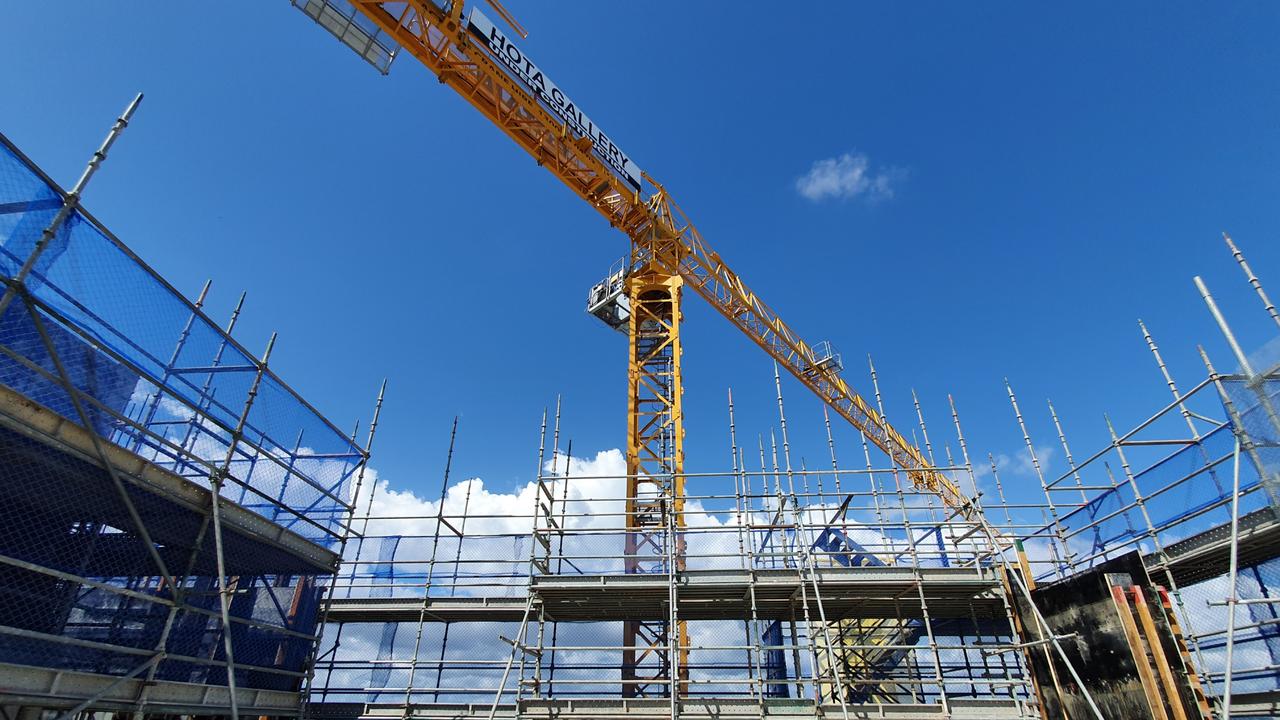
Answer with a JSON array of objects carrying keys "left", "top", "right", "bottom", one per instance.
[
  {"left": 0, "top": 109, "right": 380, "bottom": 718},
  {"left": 288, "top": 2, "right": 1280, "bottom": 717},
  {"left": 0, "top": 2, "right": 1276, "bottom": 719},
  {"left": 305, "top": 271, "right": 1280, "bottom": 719},
  {"left": 290, "top": 0, "right": 974, "bottom": 701}
]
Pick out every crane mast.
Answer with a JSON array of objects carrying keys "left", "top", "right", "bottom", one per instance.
[{"left": 300, "top": 0, "right": 975, "bottom": 698}]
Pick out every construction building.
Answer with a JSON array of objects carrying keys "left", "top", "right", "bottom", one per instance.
[
  {"left": 0, "top": 118, "right": 376, "bottom": 716},
  {"left": 0, "top": 2, "right": 1278, "bottom": 719}
]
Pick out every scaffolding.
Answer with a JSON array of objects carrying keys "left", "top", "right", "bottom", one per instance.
[
  {"left": 0, "top": 95, "right": 1276, "bottom": 720},
  {"left": 309, "top": 377, "right": 1053, "bottom": 719},
  {"left": 305, "top": 237, "right": 1280, "bottom": 720},
  {"left": 0, "top": 106, "right": 375, "bottom": 717},
  {"left": 996, "top": 346, "right": 1280, "bottom": 714},
  {"left": 266, "top": 1, "right": 1280, "bottom": 715}
]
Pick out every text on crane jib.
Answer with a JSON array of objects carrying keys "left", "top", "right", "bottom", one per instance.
[{"left": 466, "top": 7, "right": 643, "bottom": 191}]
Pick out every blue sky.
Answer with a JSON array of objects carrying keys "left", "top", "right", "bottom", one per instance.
[{"left": 2, "top": 2, "right": 1278, "bottom": 510}]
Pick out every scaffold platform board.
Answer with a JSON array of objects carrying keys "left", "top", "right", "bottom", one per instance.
[
  {"left": 307, "top": 697, "right": 1034, "bottom": 720},
  {"left": 2, "top": 662, "right": 302, "bottom": 717},
  {"left": 0, "top": 383, "right": 341, "bottom": 577},
  {"left": 325, "top": 565, "right": 1004, "bottom": 624}
]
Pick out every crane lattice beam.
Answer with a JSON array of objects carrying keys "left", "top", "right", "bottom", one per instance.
[
  {"left": 299, "top": 0, "right": 980, "bottom": 701},
  {"left": 345, "top": 1, "right": 648, "bottom": 229},
  {"left": 644, "top": 189, "right": 973, "bottom": 516},
  {"left": 330, "top": 0, "right": 970, "bottom": 515}
]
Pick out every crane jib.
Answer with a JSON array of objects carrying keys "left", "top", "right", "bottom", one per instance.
[{"left": 466, "top": 7, "right": 643, "bottom": 191}]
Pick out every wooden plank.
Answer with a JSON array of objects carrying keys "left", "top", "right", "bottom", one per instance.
[
  {"left": 1001, "top": 568, "right": 1055, "bottom": 719},
  {"left": 1131, "top": 587, "right": 1189, "bottom": 720},
  {"left": 1111, "top": 584, "right": 1169, "bottom": 720},
  {"left": 1157, "top": 587, "right": 1215, "bottom": 720}
]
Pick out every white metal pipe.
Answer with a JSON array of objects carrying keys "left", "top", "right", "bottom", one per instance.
[{"left": 1222, "top": 438, "right": 1243, "bottom": 718}]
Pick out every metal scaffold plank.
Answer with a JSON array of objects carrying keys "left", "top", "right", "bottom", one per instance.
[
  {"left": 0, "top": 382, "right": 341, "bottom": 574},
  {"left": 311, "top": 697, "right": 1033, "bottom": 720},
  {"left": 323, "top": 566, "right": 1002, "bottom": 625},
  {"left": 1, "top": 662, "right": 301, "bottom": 717}
]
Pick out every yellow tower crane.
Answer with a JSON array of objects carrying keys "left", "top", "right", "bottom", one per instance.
[{"left": 293, "top": 0, "right": 976, "bottom": 699}]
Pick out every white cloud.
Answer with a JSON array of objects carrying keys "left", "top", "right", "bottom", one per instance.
[
  {"left": 1246, "top": 334, "right": 1280, "bottom": 374},
  {"left": 1016, "top": 445, "right": 1054, "bottom": 477},
  {"left": 316, "top": 438, "right": 1264, "bottom": 702},
  {"left": 313, "top": 446, "right": 1015, "bottom": 702},
  {"left": 339, "top": 446, "right": 1002, "bottom": 597},
  {"left": 974, "top": 445, "right": 1055, "bottom": 482},
  {"left": 794, "top": 152, "right": 904, "bottom": 203}
]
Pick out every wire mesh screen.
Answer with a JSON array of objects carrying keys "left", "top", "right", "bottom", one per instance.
[
  {"left": 1045, "top": 422, "right": 1249, "bottom": 578},
  {"left": 1179, "top": 556, "right": 1280, "bottom": 699},
  {"left": 1223, "top": 376, "right": 1280, "bottom": 508},
  {"left": 291, "top": 0, "right": 402, "bottom": 73}
]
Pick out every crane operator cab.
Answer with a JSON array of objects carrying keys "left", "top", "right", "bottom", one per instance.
[
  {"left": 587, "top": 257, "right": 631, "bottom": 332},
  {"left": 805, "top": 340, "right": 844, "bottom": 376}
]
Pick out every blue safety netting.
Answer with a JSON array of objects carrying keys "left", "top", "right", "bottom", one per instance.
[
  {"left": 0, "top": 136, "right": 363, "bottom": 547},
  {"left": 1223, "top": 376, "right": 1280, "bottom": 509},
  {"left": 0, "top": 132, "right": 366, "bottom": 696},
  {"left": 1180, "top": 556, "right": 1280, "bottom": 699},
  {"left": 1037, "top": 421, "right": 1256, "bottom": 579}
]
